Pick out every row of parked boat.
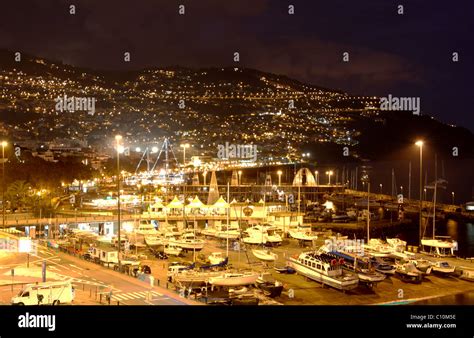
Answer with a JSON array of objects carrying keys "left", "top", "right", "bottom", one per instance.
[
  {"left": 285, "top": 237, "right": 462, "bottom": 290},
  {"left": 135, "top": 221, "right": 290, "bottom": 252}
]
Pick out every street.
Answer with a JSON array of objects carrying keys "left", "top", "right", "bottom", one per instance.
[{"left": 0, "top": 231, "right": 199, "bottom": 305}]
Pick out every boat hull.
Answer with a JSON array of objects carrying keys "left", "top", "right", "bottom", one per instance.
[
  {"left": 209, "top": 274, "right": 259, "bottom": 286},
  {"left": 252, "top": 250, "right": 277, "bottom": 262},
  {"left": 288, "top": 258, "right": 359, "bottom": 291}
]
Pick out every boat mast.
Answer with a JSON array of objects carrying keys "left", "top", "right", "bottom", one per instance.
[
  {"left": 367, "top": 182, "right": 370, "bottom": 242},
  {"left": 433, "top": 181, "right": 437, "bottom": 239},
  {"left": 408, "top": 161, "right": 412, "bottom": 200},
  {"left": 226, "top": 181, "right": 230, "bottom": 258}
]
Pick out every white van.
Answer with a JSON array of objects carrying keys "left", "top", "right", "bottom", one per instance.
[{"left": 12, "top": 281, "right": 75, "bottom": 305}]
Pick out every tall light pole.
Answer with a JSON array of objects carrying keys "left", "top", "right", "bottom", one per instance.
[
  {"left": 379, "top": 183, "right": 383, "bottom": 194},
  {"left": 277, "top": 170, "right": 282, "bottom": 186},
  {"left": 180, "top": 143, "right": 190, "bottom": 166},
  {"left": 115, "top": 135, "right": 122, "bottom": 270},
  {"left": 400, "top": 186, "right": 404, "bottom": 195},
  {"left": 451, "top": 191, "right": 455, "bottom": 205},
  {"left": 1, "top": 141, "right": 7, "bottom": 229},
  {"left": 238, "top": 170, "right": 242, "bottom": 186},
  {"left": 416, "top": 140, "right": 423, "bottom": 246},
  {"left": 367, "top": 181, "right": 370, "bottom": 241},
  {"left": 326, "top": 170, "right": 333, "bottom": 185}
]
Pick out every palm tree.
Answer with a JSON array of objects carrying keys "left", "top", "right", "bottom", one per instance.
[{"left": 6, "top": 180, "right": 32, "bottom": 210}]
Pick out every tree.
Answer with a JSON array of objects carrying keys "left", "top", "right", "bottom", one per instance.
[{"left": 6, "top": 180, "right": 32, "bottom": 209}]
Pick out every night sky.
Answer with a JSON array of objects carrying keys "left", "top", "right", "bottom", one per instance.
[{"left": 0, "top": 0, "right": 473, "bottom": 131}]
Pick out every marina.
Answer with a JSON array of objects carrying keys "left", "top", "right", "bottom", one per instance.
[{"left": 20, "top": 214, "right": 473, "bottom": 306}]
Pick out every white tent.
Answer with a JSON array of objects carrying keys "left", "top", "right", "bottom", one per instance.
[
  {"left": 213, "top": 196, "right": 229, "bottom": 208},
  {"left": 167, "top": 196, "right": 184, "bottom": 209},
  {"left": 187, "top": 196, "right": 205, "bottom": 209},
  {"left": 151, "top": 200, "right": 165, "bottom": 209}
]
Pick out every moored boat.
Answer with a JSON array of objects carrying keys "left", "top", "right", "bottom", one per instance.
[
  {"left": 421, "top": 237, "right": 458, "bottom": 257},
  {"left": 431, "top": 261, "right": 455, "bottom": 276},
  {"left": 172, "top": 232, "right": 205, "bottom": 251},
  {"left": 408, "top": 259, "right": 433, "bottom": 275},
  {"left": 395, "top": 262, "right": 423, "bottom": 283},
  {"left": 287, "top": 252, "right": 359, "bottom": 291},
  {"left": 386, "top": 238, "right": 407, "bottom": 252},
  {"left": 288, "top": 229, "right": 318, "bottom": 242},
  {"left": 324, "top": 251, "right": 386, "bottom": 287},
  {"left": 252, "top": 249, "right": 278, "bottom": 262},
  {"left": 208, "top": 272, "right": 259, "bottom": 287},
  {"left": 208, "top": 252, "right": 226, "bottom": 265},
  {"left": 242, "top": 224, "right": 282, "bottom": 246},
  {"left": 164, "top": 243, "right": 182, "bottom": 256},
  {"left": 215, "top": 224, "right": 241, "bottom": 240},
  {"left": 273, "top": 266, "right": 296, "bottom": 274},
  {"left": 369, "top": 257, "right": 396, "bottom": 275},
  {"left": 255, "top": 275, "right": 284, "bottom": 298}
]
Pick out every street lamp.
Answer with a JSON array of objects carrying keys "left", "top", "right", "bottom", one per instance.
[
  {"left": 115, "top": 135, "right": 122, "bottom": 270},
  {"left": 315, "top": 171, "right": 319, "bottom": 186},
  {"left": 361, "top": 174, "right": 370, "bottom": 241},
  {"left": 415, "top": 140, "right": 423, "bottom": 245},
  {"left": 180, "top": 144, "right": 190, "bottom": 166},
  {"left": 277, "top": 170, "right": 282, "bottom": 186},
  {"left": 452, "top": 192, "right": 455, "bottom": 205},
  {"left": 379, "top": 183, "right": 383, "bottom": 194},
  {"left": 326, "top": 170, "right": 333, "bottom": 185},
  {"left": 400, "top": 186, "right": 404, "bottom": 195},
  {"left": 238, "top": 170, "right": 242, "bottom": 186},
  {"left": 1, "top": 141, "right": 7, "bottom": 229}
]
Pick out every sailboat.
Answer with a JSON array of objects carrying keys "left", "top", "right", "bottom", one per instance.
[
  {"left": 252, "top": 249, "right": 278, "bottom": 262},
  {"left": 208, "top": 272, "right": 259, "bottom": 287},
  {"left": 288, "top": 228, "right": 318, "bottom": 242},
  {"left": 421, "top": 179, "right": 458, "bottom": 257}
]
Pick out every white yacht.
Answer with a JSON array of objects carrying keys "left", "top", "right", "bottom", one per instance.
[
  {"left": 159, "top": 224, "right": 183, "bottom": 237},
  {"left": 288, "top": 229, "right": 318, "bottom": 242},
  {"left": 208, "top": 271, "right": 259, "bottom": 287},
  {"left": 421, "top": 237, "right": 458, "bottom": 257},
  {"left": 171, "top": 232, "right": 205, "bottom": 251},
  {"left": 164, "top": 243, "right": 182, "bottom": 256},
  {"left": 135, "top": 221, "right": 159, "bottom": 236},
  {"left": 171, "top": 270, "right": 223, "bottom": 287},
  {"left": 215, "top": 224, "right": 241, "bottom": 240},
  {"left": 431, "top": 261, "right": 456, "bottom": 276},
  {"left": 287, "top": 252, "right": 359, "bottom": 291},
  {"left": 386, "top": 238, "right": 407, "bottom": 252},
  {"left": 395, "top": 262, "right": 423, "bottom": 283},
  {"left": 242, "top": 225, "right": 282, "bottom": 246},
  {"left": 144, "top": 236, "right": 164, "bottom": 248},
  {"left": 408, "top": 259, "right": 433, "bottom": 275},
  {"left": 252, "top": 249, "right": 278, "bottom": 262},
  {"left": 364, "top": 239, "right": 395, "bottom": 257}
]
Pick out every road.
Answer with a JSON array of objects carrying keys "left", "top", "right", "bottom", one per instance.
[{"left": 0, "top": 232, "right": 200, "bottom": 305}]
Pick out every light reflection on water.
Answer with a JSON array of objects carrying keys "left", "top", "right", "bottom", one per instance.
[
  {"left": 412, "top": 291, "right": 474, "bottom": 305},
  {"left": 401, "top": 220, "right": 474, "bottom": 258}
]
